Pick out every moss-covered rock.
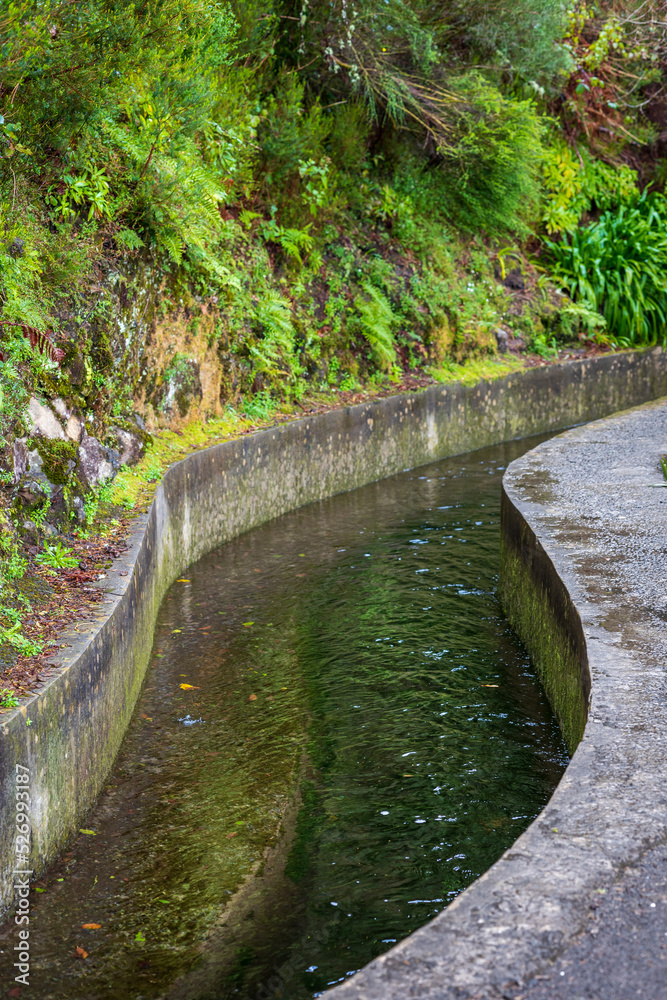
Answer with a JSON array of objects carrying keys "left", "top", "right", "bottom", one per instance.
[{"left": 34, "top": 438, "right": 79, "bottom": 486}]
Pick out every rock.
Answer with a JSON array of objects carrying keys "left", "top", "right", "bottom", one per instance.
[
  {"left": 65, "top": 415, "right": 83, "bottom": 443},
  {"left": 42, "top": 522, "right": 58, "bottom": 537},
  {"left": 27, "top": 448, "right": 45, "bottom": 476},
  {"left": 7, "top": 238, "right": 24, "bottom": 258},
  {"left": 157, "top": 356, "right": 202, "bottom": 418},
  {"left": 52, "top": 398, "right": 71, "bottom": 420},
  {"left": 78, "top": 436, "right": 121, "bottom": 488},
  {"left": 495, "top": 328, "right": 510, "bottom": 354},
  {"left": 12, "top": 439, "right": 28, "bottom": 483},
  {"left": 15, "top": 449, "right": 52, "bottom": 504},
  {"left": 71, "top": 495, "right": 86, "bottom": 523},
  {"left": 133, "top": 413, "right": 146, "bottom": 432},
  {"left": 109, "top": 427, "right": 144, "bottom": 466},
  {"left": 27, "top": 398, "right": 66, "bottom": 441},
  {"left": 503, "top": 267, "right": 525, "bottom": 291}
]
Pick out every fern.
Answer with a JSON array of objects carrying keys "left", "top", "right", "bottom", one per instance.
[
  {"left": 249, "top": 294, "right": 299, "bottom": 382},
  {"left": 353, "top": 284, "right": 397, "bottom": 370}
]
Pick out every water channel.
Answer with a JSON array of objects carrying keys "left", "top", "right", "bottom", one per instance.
[{"left": 0, "top": 436, "right": 569, "bottom": 999}]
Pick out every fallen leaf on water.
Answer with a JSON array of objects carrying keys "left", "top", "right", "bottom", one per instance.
[
  {"left": 79, "top": 829, "right": 96, "bottom": 836},
  {"left": 82, "top": 923, "right": 101, "bottom": 930},
  {"left": 248, "top": 694, "right": 257, "bottom": 701},
  {"left": 75, "top": 946, "right": 88, "bottom": 959},
  {"left": 180, "top": 683, "right": 200, "bottom": 690}
]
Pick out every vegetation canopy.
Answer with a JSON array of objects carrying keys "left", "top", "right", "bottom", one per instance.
[{"left": 0, "top": 1, "right": 666, "bottom": 661}]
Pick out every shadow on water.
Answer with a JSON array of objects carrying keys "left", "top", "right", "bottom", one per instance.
[{"left": 0, "top": 436, "right": 569, "bottom": 1000}]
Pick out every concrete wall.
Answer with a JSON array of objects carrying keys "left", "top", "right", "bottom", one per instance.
[{"left": 2, "top": 346, "right": 667, "bottom": 915}]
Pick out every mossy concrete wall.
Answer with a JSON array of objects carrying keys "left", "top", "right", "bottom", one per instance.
[
  {"left": 499, "top": 492, "right": 589, "bottom": 752},
  {"left": 2, "top": 346, "right": 667, "bottom": 914}
]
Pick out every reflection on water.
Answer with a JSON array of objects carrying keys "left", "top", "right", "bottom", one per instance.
[{"left": 0, "top": 437, "right": 568, "bottom": 999}]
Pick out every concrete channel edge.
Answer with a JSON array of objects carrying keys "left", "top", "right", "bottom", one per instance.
[{"left": 1, "top": 349, "right": 666, "bottom": 994}]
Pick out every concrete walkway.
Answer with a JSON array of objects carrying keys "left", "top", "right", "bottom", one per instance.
[
  {"left": 329, "top": 399, "right": 667, "bottom": 999},
  {"left": 517, "top": 838, "right": 667, "bottom": 1000}
]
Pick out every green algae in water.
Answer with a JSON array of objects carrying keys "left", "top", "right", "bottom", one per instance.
[{"left": 0, "top": 439, "right": 568, "bottom": 1000}]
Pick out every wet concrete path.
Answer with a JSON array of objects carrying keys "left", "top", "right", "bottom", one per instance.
[{"left": 515, "top": 837, "right": 667, "bottom": 1000}]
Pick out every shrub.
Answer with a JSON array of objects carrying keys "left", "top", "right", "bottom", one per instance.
[
  {"left": 436, "top": 74, "right": 545, "bottom": 235},
  {"left": 545, "top": 192, "right": 667, "bottom": 346}
]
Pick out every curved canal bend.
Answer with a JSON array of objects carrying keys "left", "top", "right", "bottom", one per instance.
[{"left": 0, "top": 437, "right": 568, "bottom": 999}]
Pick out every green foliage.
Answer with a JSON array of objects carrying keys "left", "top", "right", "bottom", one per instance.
[
  {"left": 0, "top": 689, "right": 19, "bottom": 709},
  {"left": 545, "top": 192, "right": 667, "bottom": 346},
  {"left": 458, "top": 0, "right": 573, "bottom": 89},
  {"left": 542, "top": 141, "right": 639, "bottom": 234},
  {"left": 35, "top": 541, "right": 79, "bottom": 569},
  {"left": 241, "top": 390, "right": 279, "bottom": 421},
  {"left": 437, "top": 75, "right": 545, "bottom": 235},
  {"left": 248, "top": 294, "right": 301, "bottom": 387},
  {"left": 260, "top": 220, "right": 314, "bottom": 265},
  {"left": 352, "top": 284, "right": 398, "bottom": 370}
]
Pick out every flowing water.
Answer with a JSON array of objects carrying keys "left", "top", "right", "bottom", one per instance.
[{"left": 0, "top": 437, "right": 568, "bottom": 1000}]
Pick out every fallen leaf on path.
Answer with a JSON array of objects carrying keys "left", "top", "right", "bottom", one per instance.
[
  {"left": 79, "top": 829, "right": 96, "bottom": 836},
  {"left": 242, "top": 621, "right": 254, "bottom": 627},
  {"left": 176, "top": 579, "right": 191, "bottom": 583},
  {"left": 248, "top": 693, "right": 257, "bottom": 701},
  {"left": 226, "top": 831, "right": 238, "bottom": 839},
  {"left": 82, "top": 923, "right": 101, "bottom": 930},
  {"left": 180, "top": 683, "right": 200, "bottom": 690},
  {"left": 75, "top": 946, "right": 88, "bottom": 959},
  {"left": 481, "top": 684, "right": 499, "bottom": 688},
  {"left": 141, "top": 714, "right": 152, "bottom": 721}
]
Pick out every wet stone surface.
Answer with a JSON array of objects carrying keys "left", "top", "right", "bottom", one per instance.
[{"left": 515, "top": 837, "right": 667, "bottom": 1000}]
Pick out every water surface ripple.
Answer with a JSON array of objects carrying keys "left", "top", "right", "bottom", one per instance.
[{"left": 0, "top": 438, "right": 568, "bottom": 999}]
